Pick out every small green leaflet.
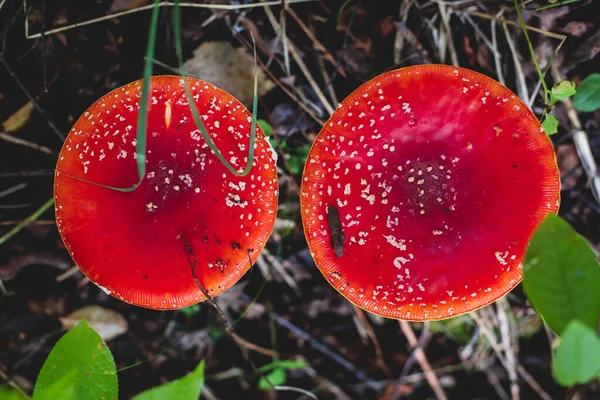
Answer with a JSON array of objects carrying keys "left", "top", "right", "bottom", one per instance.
[
  {"left": 33, "top": 320, "right": 118, "bottom": 400},
  {"left": 523, "top": 214, "right": 600, "bottom": 335},
  {"left": 258, "top": 119, "right": 273, "bottom": 137},
  {"left": 541, "top": 114, "right": 558, "bottom": 135},
  {"left": 573, "top": 73, "right": 600, "bottom": 112},
  {"left": 553, "top": 320, "right": 600, "bottom": 386},
  {"left": 132, "top": 360, "right": 204, "bottom": 400},
  {"left": 258, "top": 368, "right": 286, "bottom": 391},
  {"left": 550, "top": 80, "right": 576, "bottom": 105}
]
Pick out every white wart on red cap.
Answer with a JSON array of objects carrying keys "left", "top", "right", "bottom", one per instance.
[{"left": 301, "top": 65, "right": 560, "bottom": 320}]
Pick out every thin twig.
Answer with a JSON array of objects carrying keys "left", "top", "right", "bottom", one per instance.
[
  {"left": 551, "top": 64, "right": 600, "bottom": 204},
  {"left": 23, "top": 0, "right": 318, "bottom": 38},
  {"left": 502, "top": 22, "right": 530, "bottom": 104},
  {"left": 398, "top": 320, "right": 448, "bottom": 400},
  {"left": 179, "top": 234, "right": 295, "bottom": 393},
  {"left": 438, "top": 1, "right": 459, "bottom": 66},
  {"left": 352, "top": 306, "right": 391, "bottom": 377},
  {"left": 497, "top": 299, "right": 520, "bottom": 400},
  {"left": 0, "top": 57, "right": 64, "bottom": 141},
  {"left": 263, "top": 6, "right": 334, "bottom": 115},
  {"left": 0, "top": 132, "right": 56, "bottom": 155}
]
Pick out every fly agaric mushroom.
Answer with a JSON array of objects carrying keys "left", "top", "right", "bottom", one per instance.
[
  {"left": 301, "top": 65, "right": 560, "bottom": 320},
  {"left": 54, "top": 76, "right": 278, "bottom": 309}
]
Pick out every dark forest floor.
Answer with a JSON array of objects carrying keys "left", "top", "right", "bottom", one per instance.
[{"left": 1, "top": 0, "right": 600, "bottom": 399}]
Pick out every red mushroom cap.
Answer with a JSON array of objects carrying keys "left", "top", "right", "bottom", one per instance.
[
  {"left": 54, "top": 76, "right": 278, "bottom": 309},
  {"left": 301, "top": 65, "right": 560, "bottom": 320}
]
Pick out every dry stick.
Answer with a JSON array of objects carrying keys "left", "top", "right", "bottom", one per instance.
[
  {"left": 0, "top": 219, "right": 55, "bottom": 226},
  {"left": 490, "top": 11, "right": 506, "bottom": 86},
  {"left": 317, "top": 57, "right": 338, "bottom": 106},
  {"left": 398, "top": 320, "right": 448, "bottom": 400},
  {"left": 0, "top": 183, "right": 27, "bottom": 199},
  {"left": 0, "top": 132, "right": 56, "bottom": 155},
  {"left": 236, "top": 20, "right": 325, "bottom": 125},
  {"left": 0, "top": 369, "right": 30, "bottom": 400},
  {"left": 502, "top": 22, "right": 530, "bottom": 105},
  {"left": 496, "top": 299, "right": 520, "bottom": 400},
  {"left": 437, "top": 1, "right": 459, "bottom": 66},
  {"left": 551, "top": 64, "right": 600, "bottom": 204},
  {"left": 178, "top": 234, "right": 311, "bottom": 396},
  {"left": 244, "top": 296, "right": 380, "bottom": 390},
  {"left": 0, "top": 57, "right": 64, "bottom": 141},
  {"left": 463, "top": 10, "right": 565, "bottom": 40},
  {"left": 352, "top": 306, "right": 391, "bottom": 377},
  {"left": 286, "top": 8, "right": 346, "bottom": 77},
  {"left": 279, "top": 0, "right": 291, "bottom": 76},
  {"left": 263, "top": 6, "right": 334, "bottom": 115},
  {"left": 23, "top": 0, "right": 318, "bottom": 39},
  {"left": 470, "top": 311, "right": 553, "bottom": 400}
]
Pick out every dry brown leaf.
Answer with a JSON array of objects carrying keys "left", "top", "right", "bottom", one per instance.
[
  {"left": 110, "top": 0, "right": 149, "bottom": 12},
  {"left": 2, "top": 102, "right": 33, "bottom": 133},
  {"left": 183, "top": 41, "right": 274, "bottom": 107},
  {"left": 60, "top": 305, "right": 128, "bottom": 341}
]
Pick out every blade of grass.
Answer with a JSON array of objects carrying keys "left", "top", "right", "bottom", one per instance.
[
  {"left": 513, "top": 0, "right": 550, "bottom": 106},
  {"left": 172, "top": 0, "right": 257, "bottom": 176},
  {"left": 56, "top": 0, "right": 160, "bottom": 192},
  {"left": 535, "top": 0, "right": 583, "bottom": 11},
  {"left": 0, "top": 197, "right": 54, "bottom": 246}
]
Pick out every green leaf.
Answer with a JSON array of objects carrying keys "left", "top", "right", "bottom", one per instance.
[
  {"left": 523, "top": 214, "right": 600, "bottom": 335},
  {"left": 35, "top": 370, "right": 77, "bottom": 400},
  {"left": 553, "top": 320, "right": 600, "bottom": 386},
  {"left": 132, "top": 360, "right": 205, "bottom": 400},
  {"left": 573, "top": 74, "right": 600, "bottom": 112},
  {"left": 541, "top": 114, "right": 558, "bottom": 135},
  {"left": 179, "top": 304, "right": 201, "bottom": 317},
  {"left": 0, "top": 385, "right": 28, "bottom": 400},
  {"left": 33, "top": 320, "right": 117, "bottom": 400},
  {"left": 258, "top": 119, "right": 273, "bottom": 137},
  {"left": 277, "top": 359, "right": 309, "bottom": 370},
  {"left": 258, "top": 368, "right": 286, "bottom": 391},
  {"left": 550, "top": 80, "right": 576, "bottom": 104},
  {"left": 287, "top": 155, "right": 301, "bottom": 174}
]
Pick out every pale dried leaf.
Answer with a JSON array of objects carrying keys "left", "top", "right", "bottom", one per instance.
[
  {"left": 183, "top": 41, "right": 274, "bottom": 107},
  {"left": 2, "top": 102, "right": 33, "bottom": 133},
  {"left": 110, "top": 0, "right": 149, "bottom": 12},
  {"left": 60, "top": 305, "right": 128, "bottom": 341}
]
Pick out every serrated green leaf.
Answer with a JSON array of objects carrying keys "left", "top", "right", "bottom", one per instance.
[
  {"left": 553, "top": 320, "right": 600, "bottom": 386},
  {"left": 573, "top": 74, "right": 600, "bottom": 112},
  {"left": 550, "top": 80, "right": 576, "bottom": 104},
  {"left": 33, "top": 320, "right": 117, "bottom": 400},
  {"left": 523, "top": 214, "right": 600, "bottom": 335},
  {"left": 541, "top": 114, "right": 558, "bottom": 135},
  {"left": 258, "top": 368, "right": 286, "bottom": 391},
  {"left": 132, "top": 360, "right": 204, "bottom": 400}
]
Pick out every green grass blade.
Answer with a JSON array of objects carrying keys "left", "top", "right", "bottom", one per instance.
[
  {"left": 535, "top": 0, "right": 583, "bottom": 11},
  {"left": 56, "top": 0, "right": 161, "bottom": 192},
  {"left": 172, "top": 0, "right": 257, "bottom": 177},
  {"left": 0, "top": 197, "right": 54, "bottom": 246},
  {"left": 514, "top": 0, "right": 550, "bottom": 106}
]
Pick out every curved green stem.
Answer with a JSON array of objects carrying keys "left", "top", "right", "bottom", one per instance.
[{"left": 172, "top": 0, "right": 257, "bottom": 177}]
